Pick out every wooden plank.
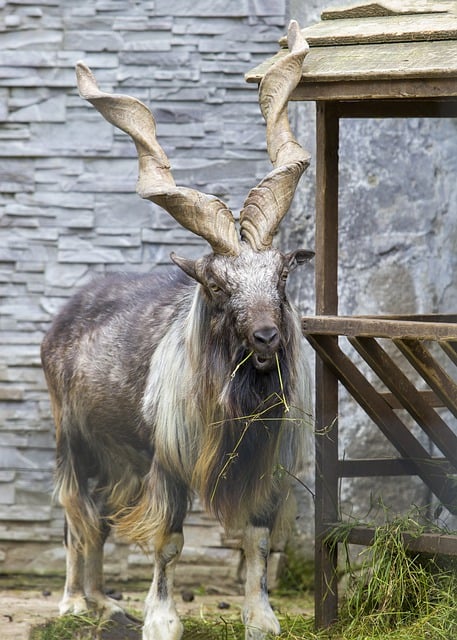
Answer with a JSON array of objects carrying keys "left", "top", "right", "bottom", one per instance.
[
  {"left": 335, "top": 99, "right": 457, "bottom": 118},
  {"left": 381, "top": 389, "right": 442, "bottom": 408},
  {"left": 291, "top": 78, "right": 457, "bottom": 102},
  {"left": 339, "top": 457, "right": 453, "bottom": 477},
  {"left": 372, "top": 313, "right": 457, "bottom": 322},
  {"left": 315, "top": 103, "right": 339, "bottom": 316},
  {"left": 350, "top": 337, "right": 457, "bottom": 467},
  {"left": 439, "top": 340, "right": 457, "bottom": 367},
  {"left": 307, "top": 334, "right": 457, "bottom": 513},
  {"left": 297, "top": 14, "right": 457, "bottom": 47},
  {"left": 314, "top": 101, "right": 340, "bottom": 628},
  {"left": 395, "top": 339, "right": 457, "bottom": 419},
  {"left": 296, "top": 41, "right": 457, "bottom": 80},
  {"left": 326, "top": 524, "right": 457, "bottom": 556},
  {"left": 302, "top": 315, "right": 457, "bottom": 340},
  {"left": 315, "top": 352, "right": 339, "bottom": 628},
  {"left": 321, "top": 2, "right": 453, "bottom": 20},
  {"left": 246, "top": 41, "right": 457, "bottom": 89}
]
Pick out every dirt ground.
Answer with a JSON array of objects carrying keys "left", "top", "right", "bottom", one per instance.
[
  {"left": 0, "top": 581, "right": 312, "bottom": 639},
  {"left": 0, "top": 587, "right": 239, "bottom": 639},
  {"left": 1, "top": 587, "right": 61, "bottom": 639}
]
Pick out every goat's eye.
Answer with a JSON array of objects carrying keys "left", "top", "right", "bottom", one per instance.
[
  {"left": 208, "top": 282, "right": 222, "bottom": 294},
  {"left": 280, "top": 270, "right": 289, "bottom": 282}
]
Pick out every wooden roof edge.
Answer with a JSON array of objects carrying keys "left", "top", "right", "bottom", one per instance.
[{"left": 321, "top": 1, "right": 456, "bottom": 20}]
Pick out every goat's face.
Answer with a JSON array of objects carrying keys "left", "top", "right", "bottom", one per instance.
[{"left": 172, "top": 245, "right": 313, "bottom": 372}]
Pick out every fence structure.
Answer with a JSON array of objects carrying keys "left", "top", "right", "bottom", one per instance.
[{"left": 247, "top": 1, "right": 457, "bottom": 626}]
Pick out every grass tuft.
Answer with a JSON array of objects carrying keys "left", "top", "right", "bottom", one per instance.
[
  {"left": 332, "top": 512, "right": 457, "bottom": 640},
  {"left": 29, "top": 614, "right": 105, "bottom": 640}
]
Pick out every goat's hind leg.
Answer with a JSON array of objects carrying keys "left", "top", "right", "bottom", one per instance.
[
  {"left": 83, "top": 518, "right": 129, "bottom": 620},
  {"left": 59, "top": 473, "right": 126, "bottom": 620},
  {"left": 59, "top": 518, "right": 88, "bottom": 616}
]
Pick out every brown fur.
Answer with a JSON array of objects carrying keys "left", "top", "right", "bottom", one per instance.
[{"left": 41, "top": 251, "right": 312, "bottom": 551}]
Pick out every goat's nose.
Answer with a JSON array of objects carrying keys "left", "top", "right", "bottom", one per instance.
[{"left": 252, "top": 326, "right": 279, "bottom": 349}]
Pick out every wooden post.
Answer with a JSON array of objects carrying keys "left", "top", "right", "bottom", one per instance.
[{"left": 314, "top": 101, "right": 340, "bottom": 628}]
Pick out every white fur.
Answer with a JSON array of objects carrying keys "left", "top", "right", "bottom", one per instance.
[
  {"left": 143, "top": 533, "right": 184, "bottom": 640},
  {"left": 242, "top": 525, "right": 281, "bottom": 640},
  {"left": 142, "top": 317, "right": 200, "bottom": 483},
  {"left": 143, "top": 603, "right": 184, "bottom": 640}
]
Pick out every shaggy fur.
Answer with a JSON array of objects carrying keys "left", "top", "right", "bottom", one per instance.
[
  {"left": 42, "top": 247, "right": 312, "bottom": 541},
  {"left": 41, "top": 244, "right": 313, "bottom": 639}
]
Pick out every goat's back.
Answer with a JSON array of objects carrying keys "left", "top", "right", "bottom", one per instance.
[{"left": 41, "top": 270, "right": 194, "bottom": 440}]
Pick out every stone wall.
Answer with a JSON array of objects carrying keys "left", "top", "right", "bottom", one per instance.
[
  {"left": 0, "top": 0, "right": 297, "bottom": 585},
  {"left": 1, "top": 0, "right": 456, "bottom": 585},
  {"left": 285, "top": 1, "right": 457, "bottom": 532}
]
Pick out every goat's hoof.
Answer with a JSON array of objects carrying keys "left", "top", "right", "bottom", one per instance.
[
  {"left": 243, "top": 607, "right": 281, "bottom": 639},
  {"left": 59, "top": 594, "right": 88, "bottom": 616},
  {"left": 143, "top": 607, "right": 184, "bottom": 640},
  {"left": 86, "top": 593, "right": 128, "bottom": 619}
]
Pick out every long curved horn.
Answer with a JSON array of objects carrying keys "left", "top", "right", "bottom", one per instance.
[
  {"left": 76, "top": 63, "right": 240, "bottom": 257},
  {"left": 240, "top": 20, "right": 310, "bottom": 251}
]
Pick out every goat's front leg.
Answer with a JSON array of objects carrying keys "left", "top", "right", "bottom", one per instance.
[
  {"left": 242, "top": 524, "right": 281, "bottom": 639},
  {"left": 143, "top": 531, "right": 184, "bottom": 640}
]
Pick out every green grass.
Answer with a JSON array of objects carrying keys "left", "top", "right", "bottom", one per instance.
[
  {"left": 327, "top": 512, "right": 457, "bottom": 640},
  {"left": 28, "top": 512, "right": 457, "bottom": 639},
  {"left": 29, "top": 614, "right": 107, "bottom": 640}
]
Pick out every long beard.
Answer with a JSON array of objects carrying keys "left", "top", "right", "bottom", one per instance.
[{"left": 193, "top": 342, "right": 294, "bottom": 526}]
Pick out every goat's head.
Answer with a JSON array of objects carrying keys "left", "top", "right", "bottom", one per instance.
[
  {"left": 172, "top": 245, "right": 312, "bottom": 372},
  {"left": 75, "top": 21, "right": 313, "bottom": 372}
]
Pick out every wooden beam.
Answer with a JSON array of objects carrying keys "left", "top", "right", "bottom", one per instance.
[
  {"left": 395, "top": 339, "right": 457, "bottom": 420},
  {"left": 339, "top": 457, "right": 453, "bottom": 477},
  {"left": 326, "top": 524, "right": 457, "bottom": 556},
  {"left": 315, "top": 104, "right": 339, "bottom": 316},
  {"left": 439, "top": 340, "right": 457, "bottom": 367},
  {"left": 291, "top": 78, "right": 457, "bottom": 102},
  {"left": 380, "top": 389, "right": 441, "bottom": 409},
  {"left": 302, "top": 315, "right": 457, "bottom": 340},
  {"left": 307, "top": 334, "right": 457, "bottom": 514},
  {"left": 314, "top": 101, "right": 340, "bottom": 628},
  {"left": 350, "top": 336, "right": 457, "bottom": 468}
]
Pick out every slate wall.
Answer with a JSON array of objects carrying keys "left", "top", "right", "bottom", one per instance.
[
  {"left": 1, "top": 0, "right": 456, "bottom": 584},
  {"left": 0, "top": 0, "right": 300, "bottom": 583},
  {"left": 286, "top": 1, "right": 457, "bottom": 533}
]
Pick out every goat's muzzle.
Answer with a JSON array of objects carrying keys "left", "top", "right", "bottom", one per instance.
[{"left": 250, "top": 323, "right": 280, "bottom": 372}]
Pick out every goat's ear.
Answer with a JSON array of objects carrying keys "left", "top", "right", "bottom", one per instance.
[
  {"left": 286, "top": 249, "right": 315, "bottom": 272},
  {"left": 170, "top": 252, "right": 199, "bottom": 282}
]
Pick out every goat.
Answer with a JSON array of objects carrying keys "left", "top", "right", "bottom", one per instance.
[{"left": 41, "top": 21, "right": 313, "bottom": 640}]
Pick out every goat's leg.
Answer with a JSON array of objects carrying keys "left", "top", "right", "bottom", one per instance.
[
  {"left": 143, "top": 531, "right": 184, "bottom": 640},
  {"left": 83, "top": 523, "right": 125, "bottom": 618},
  {"left": 59, "top": 519, "right": 88, "bottom": 615},
  {"left": 242, "top": 524, "right": 281, "bottom": 640}
]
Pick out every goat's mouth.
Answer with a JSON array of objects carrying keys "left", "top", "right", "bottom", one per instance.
[{"left": 252, "top": 352, "right": 276, "bottom": 372}]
